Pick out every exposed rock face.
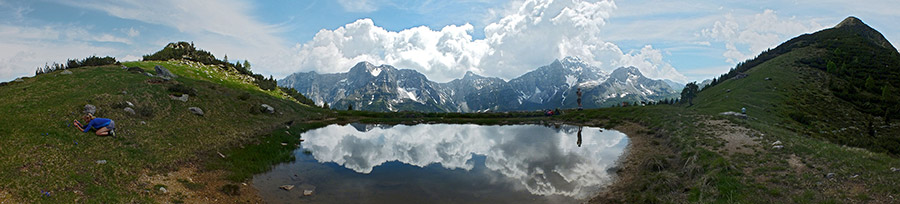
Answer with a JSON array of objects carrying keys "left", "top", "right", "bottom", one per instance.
[
  {"left": 280, "top": 57, "right": 680, "bottom": 112},
  {"left": 261, "top": 104, "right": 275, "bottom": 114},
  {"left": 154, "top": 65, "right": 178, "bottom": 79},
  {"left": 188, "top": 107, "right": 204, "bottom": 116},
  {"left": 170, "top": 94, "right": 189, "bottom": 102},
  {"left": 123, "top": 107, "right": 135, "bottom": 115},
  {"left": 84, "top": 104, "right": 97, "bottom": 114}
]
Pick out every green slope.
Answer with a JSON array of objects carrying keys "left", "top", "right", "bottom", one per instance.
[
  {"left": 694, "top": 16, "right": 900, "bottom": 154},
  {"left": 0, "top": 62, "right": 326, "bottom": 202},
  {"left": 557, "top": 17, "right": 900, "bottom": 203}
]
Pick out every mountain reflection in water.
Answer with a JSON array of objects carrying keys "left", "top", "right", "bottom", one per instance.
[{"left": 254, "top": 123, "right": 628, "bottom": 203}]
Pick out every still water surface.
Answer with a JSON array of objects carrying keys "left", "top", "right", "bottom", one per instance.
[{"left": 253, "top": 123, "right": 628, "bottom": 203}]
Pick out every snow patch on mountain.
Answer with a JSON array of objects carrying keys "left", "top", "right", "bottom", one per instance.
[
  {"left": 397, "top": 87, "right": 420, "bottom": 103},
  {"left": 565, "top": 75, "right": 577, "bottom": 88},
  {"left": 370, "top": 67, "right": 382, "bottom": 77}
]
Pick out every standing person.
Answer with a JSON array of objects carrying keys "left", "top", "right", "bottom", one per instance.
[
  {"left": 576, "top": 88, "right": 583, "bottom": 110},
  {"left": 74, "top": 113, "right": 116, "bottom": 136}
]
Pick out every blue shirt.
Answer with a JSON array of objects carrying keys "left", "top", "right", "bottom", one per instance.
[{"left": 81, "top": 118, "right": 111, "bottom": 132}]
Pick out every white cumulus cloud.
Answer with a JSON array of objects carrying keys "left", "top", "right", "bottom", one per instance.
[
  {"left": 291, "top": 0, "right": 688, "bottom": 83},
  {"left": 701, "top": 9, "right": 825, "bottom": 64},
  {"left": 60, "top": 0, "right": 292, "bottom": 77}
]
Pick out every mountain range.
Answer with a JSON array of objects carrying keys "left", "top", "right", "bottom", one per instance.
[{"left": 279, "top": 57, "right": 681, "bottom": 112}]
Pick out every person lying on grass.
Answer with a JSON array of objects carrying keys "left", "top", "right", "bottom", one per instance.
[{"left": 74, "top": 113, "right": 116, "bottom": 136}]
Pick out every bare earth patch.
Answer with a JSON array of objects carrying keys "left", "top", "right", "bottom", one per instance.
[
  {"left": 138, "top": 165, "right": 262, "bottom": 203},
  {"left": 0, "top": 189, "right": 14, "bottom": 203},
  {"left": 702, "top": 119, "right": 761, "bottom": 155},
  {"left": 787, "top": 154, "right": 807, "bottom": 173},
  {"left": 590, "top": 122, "right": 680, "bottom": 203}
]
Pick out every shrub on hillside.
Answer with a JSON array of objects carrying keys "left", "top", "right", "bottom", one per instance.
[
  {"left": 135, "top": 106, "right": 154, "bottom": 118},
  {"left": 168, "top": 84, "right": 198, "bottom": 96},
  {"left": 238, "top": 93, "right": 251, "bottom": 101},
  {"left": 35, "top": 56, "right": 118, "bottom": 76},
  {"left": 788, "top": 112, "right": 810, "bottom": 125},
  {"left": 280, "top": 87, "right": 316, "bottom": 106}
]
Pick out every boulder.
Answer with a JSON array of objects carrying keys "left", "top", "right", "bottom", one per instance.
[
  {"left": 719, "top": 111, "right": 747, "bottom": 119},
  {"left": 126, "top": 101, "right": 134, "bottom": 107},
  {"left": 60, "top": 70, "right": 73, "bottom": 75},
  {"left": 123, "top": 107, "right": 136, "bottom": 115},
  {"left": 261, "top": 104, "right": 275, "bottom": 114},
  {"left": 170, "top": 94, "right": 189, "bottom": 102},
  {"left": 83, "top": 104, "right": 97, "bottom": 114},
  {"left": 188, "top": 107, "right": 204, "bottom": 116},
  {"left": 127, "top": 67, "right": 145, "bottom": 73},
  {"left": 154, "top": 65, "right": 178, "bottom": 79},
  {"left": 144, "top": 72, "right": 154, "bottom": 77},
  {"left": 299, "top": 184, "right": 316, "bottom": 196}
]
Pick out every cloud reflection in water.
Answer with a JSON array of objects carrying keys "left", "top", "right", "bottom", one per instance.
[{"left": 301, "top": 123, "right": 627, "bottom": 199}]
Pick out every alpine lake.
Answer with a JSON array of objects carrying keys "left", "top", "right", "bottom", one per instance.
[{"left": 252, "top": 123, "right": 629, "bottom": 203}]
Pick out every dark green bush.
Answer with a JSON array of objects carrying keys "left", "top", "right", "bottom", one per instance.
[
  {"left": 788, "top": 112, "right": 810, "bottom": 125},
  {"left": 135, "top": 106, "right": 154, "bottom": 118},
  {"left": 237, "top": 93, "right": 251, "bottom": 101},
  {"left": 280, "top": 87, "right": 316, "bottom": 106},
  {"left": 168, "top": 84, "right": 197, "bottom": 96}
]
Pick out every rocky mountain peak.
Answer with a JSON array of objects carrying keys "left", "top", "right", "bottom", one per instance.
[
  {"left": 609, "top": 67, "right": 644, "bottom": 82},
  {"left": 612, "top": 66, "right": 641, "bottom": 75},
  {"left": 561, "top": 56, "right": 585, "bottom": 65},
  {"left": 348, "top": 61, "right": 392, "bottom": 77},
  {"left": 832, "top": 16, "right": 893, "bottom": 49},
  {"left": 835, "top": 16, "right": 863, "bottom": 29},
  {"left": 463, "top": 71, "right": 484, "bottom": 80}
]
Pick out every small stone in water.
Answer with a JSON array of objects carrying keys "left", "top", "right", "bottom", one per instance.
[
  {"left": 280, "top": 185, "right": 294, "bottom": 191},
  {"left": 303, "top": 189, "right": 314, "bottom": 196}
]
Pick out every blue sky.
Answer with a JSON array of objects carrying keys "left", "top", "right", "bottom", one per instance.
[{"left": 1, "top": 0, "right": 898, "bottom": 83}]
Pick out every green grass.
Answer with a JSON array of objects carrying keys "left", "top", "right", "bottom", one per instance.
[
  {"left": 0, "top": 64, "right": 324, "bottom": 202},
  {"left": 206, "top": 122, "right": 327, "bottom": 181},
  {"left": 121, "top": 61, "right": 293, "bottom": 101},
  {"left": 2, "top": 37, "right": 899, "bottom": 203}
]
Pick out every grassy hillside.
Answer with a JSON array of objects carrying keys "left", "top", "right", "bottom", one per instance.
[
  {"left": 568, "top": 17, "right": 900, "bottom": 203},
  {"left": 1, "top": 17, "right": 897, "bottom": 203},
  {"left": 0, "top": 62, "right": 326, "bottom": 202}
]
